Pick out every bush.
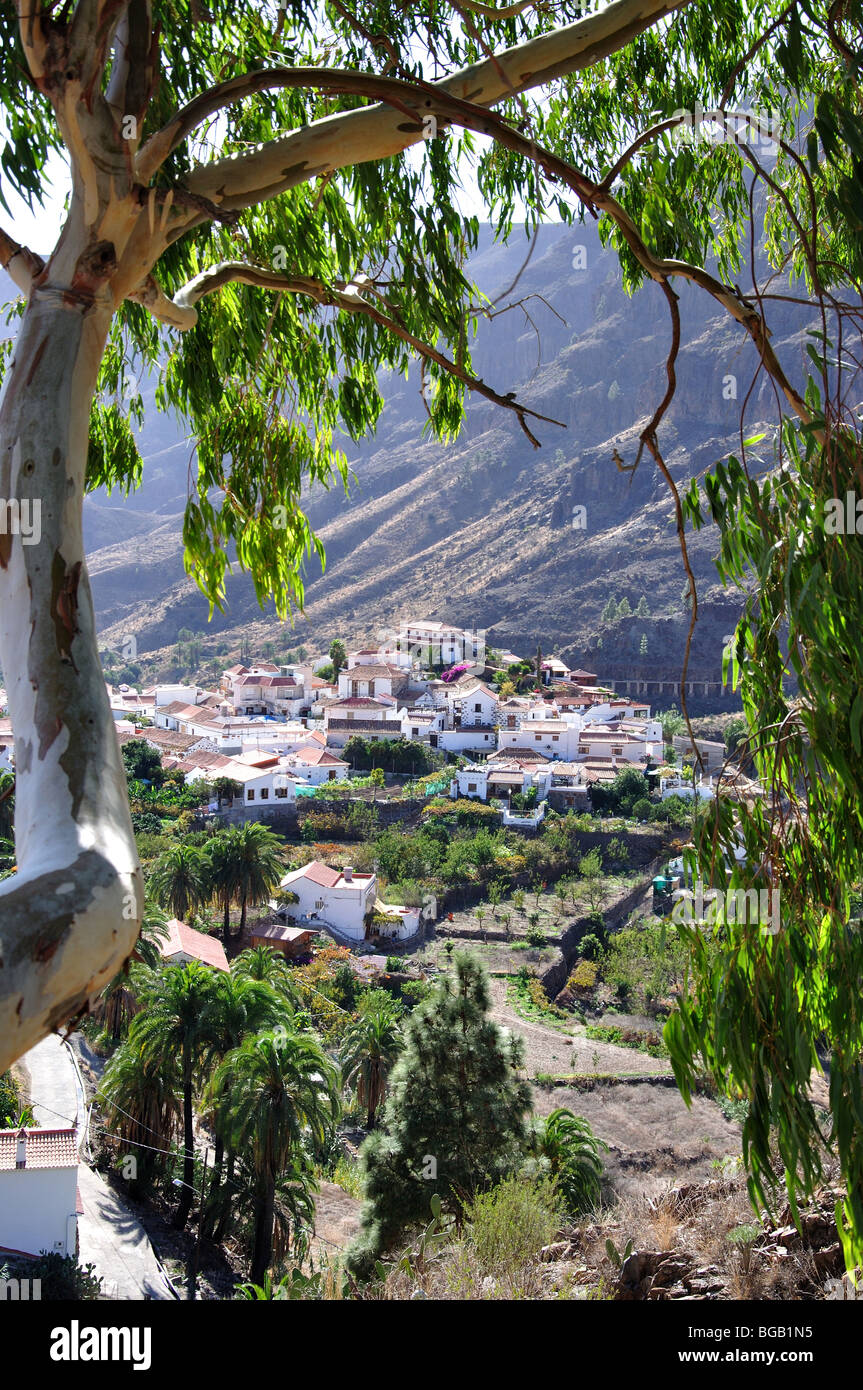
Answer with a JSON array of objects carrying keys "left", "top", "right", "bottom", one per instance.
[
  {"left": 578, "top": 932, "right": 605, "bottom": 961},
  {"left": 568, "top": 960, "right": 599, "bottom": 992},
  {"left": 455, "top": 1176, "right": 561, "bottom": 1298},
  {"left": 399, "top": 980, "right": 432, "bottom": 1009},
  {"left": 524, "top": 923, "right": 545, "bottom": 946},
  {"left": 15, "top": 1252, "right": 102, "bottom": 1300},
  {"left": 385, "top": 955, "right": 402, "bottom": 973}
]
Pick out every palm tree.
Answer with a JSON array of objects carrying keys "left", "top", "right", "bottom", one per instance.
[
  {"left": 232, "top": 945, "right": 299, "bottom": 1002},
  {"left": 131, "top": 962, "right": 220, "bottom": 1228},
  {"left": 98, "top": 901, "right": 170, "bottom": 1041},
  {"left": 98, "top": 1038, "right": 182, "bottom": 1191},
  {"left": 529, "top": 1107, "right": 606, "bottom": 1216},
  {"left": 223, "top": 823, "right": 289, "bottom": 940},
  {"left": 212, "top": 1028, "right": 340, "bottom": 1282},
  {"left": 149, "top": 843, "right": 210, "bottom": 922},
  {"left": 199, "top": 971, "right": 287, "bottom": 1238},
  {"left": 206, "top": 833, "right": 243, "bottom": 945},
  {"left": 339, "top": 993, "right": 404, "bottom": 1129}
]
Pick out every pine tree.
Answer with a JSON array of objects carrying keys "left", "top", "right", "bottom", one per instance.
[
  {"left": 639, "top": 634, "right": 648, "bottom": 656},
  {"left": 601, "top": 598, "right": 618, "bottom": 623},
  {"left": 635, "top": 595, "right": 650, "bottom": 617},
  {"left": 347, "top": 953, "right": 531, "bottom": 1273},
  {"left": 617, "top": 596, "right": 632, "bottom": 617}
]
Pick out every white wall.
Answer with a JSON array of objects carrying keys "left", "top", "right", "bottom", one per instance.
[
  {"left": 438, "top": 728, "right": 495, "bottom": 753},
  {"left": 0, "top": 1167, "right": 78, "bottom": 1258}
]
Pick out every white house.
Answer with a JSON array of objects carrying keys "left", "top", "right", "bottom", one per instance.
[
  {"left": 498, "top": 718, "right": 581, "bottom": 761},
  {"left": 337, "top": 663, "right": 410, "bottom": 701},
  {"left": 324, "top": 696, "right": 404, "bottom": 748},
  {"left": 278, "top": 861, "right": 377, "bottom": 941},
  {"left": 0, "top": 1127, "right": 80, "bottom": 1259},
  {"left": 443, "top": 676, "right": 498, "bottom": 728},
  {"left": 0, "top": 738, "right": 12, "bottom": 775},
  {"left": 282, "top": 746, "right": 349, "bottom": 785},
  {"left": 397, "top": 619, "right": 480, "bottom": 668}
]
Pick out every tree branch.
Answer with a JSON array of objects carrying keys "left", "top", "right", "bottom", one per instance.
[
  {"left": 137, "top": 0, "right": 692, "bottom": 191},
  {"left": 0, "top": 227, "right": 45, "bottom": 295},
  {"left": 134, "top": 261, "right": 565, "bottom": 447}
]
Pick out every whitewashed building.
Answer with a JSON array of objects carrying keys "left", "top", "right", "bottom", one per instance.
[
  {"left": 278, "top": 861, "right": 377, "bottom": 940},
  {"left": 0, "top": 1127, "right": 80, "bottom": 1259}
]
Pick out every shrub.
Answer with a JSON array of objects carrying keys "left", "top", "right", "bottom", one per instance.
[
  {"left": 451, "top": 1176, "right": 561, "bottom": 1299},
  {"left": 399, "top": 980, "right": 432, "bottom": 1009},
  {"left": 578, "top": 932, "right": 605, "bottom": 962},
  {"left": 16, "top": 1252, "right": 102, "bottom": 1300},
  {"left": 524, "top": 923, "right": 545, "bottom": 946},
  {"left": 385, "top": 955, "right": 402, "bottom": 973},
  {"left": 568, "top": 960, "right": 599, "bottom": 992}
]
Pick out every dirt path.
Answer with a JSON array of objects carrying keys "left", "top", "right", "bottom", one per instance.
[
  {"left": 310, "top": 1181, "right": 361, "bottom": 1262},
  {"left": 488, "top": 976, "right": 671, "bottom": 1079}
]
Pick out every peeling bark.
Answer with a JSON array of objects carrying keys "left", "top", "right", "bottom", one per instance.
[{"left": 0, "top": 287, "right": 143, "bottom": 1072}]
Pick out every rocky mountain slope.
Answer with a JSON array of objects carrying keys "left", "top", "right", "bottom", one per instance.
[{"left": 2, "top": 222, "right": 816, "bottom": 687}]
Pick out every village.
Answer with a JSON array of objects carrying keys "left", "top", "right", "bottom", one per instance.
[{"left": 34, "top": 616, "right": 753, "bottom": 952}]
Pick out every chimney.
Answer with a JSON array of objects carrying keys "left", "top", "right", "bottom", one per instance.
[
  {"left": 15, "top": 1127, "right": 27, "bottom": 1168},
  {"left": 343, "top": 866, "right": 353, "bottom": 883}
]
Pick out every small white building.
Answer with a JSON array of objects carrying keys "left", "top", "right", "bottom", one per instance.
[
  {"left": 278, "top": 861, "right": 378, "bottom": 940},
  {"left": 282, "top": 746, "right": 349, "bottom": 785},
  {"left": 0, "top": 1127, "right": 80, "bottom": 1259}
]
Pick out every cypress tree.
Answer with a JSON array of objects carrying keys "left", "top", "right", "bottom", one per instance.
[{"left": 347, "top": 953, "right": 531, "bottom": 1273}]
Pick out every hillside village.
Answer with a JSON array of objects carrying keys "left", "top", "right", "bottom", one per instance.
[{"left": 2, "top": 613, "right": 808, "bottom": 1307}]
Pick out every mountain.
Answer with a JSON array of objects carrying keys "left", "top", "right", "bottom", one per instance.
[{"left": 1, "top": 224, "right": 815, "bottom": 694}]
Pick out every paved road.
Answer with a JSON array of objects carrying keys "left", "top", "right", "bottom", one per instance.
[{"left": 21, "top": 1033, "right": 173, "bottom": 1300}]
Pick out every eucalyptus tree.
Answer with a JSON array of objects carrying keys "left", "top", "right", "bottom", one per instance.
[
  {"left": 0, "top": 0, "right": 700, "bottom": 1072},
  {"left": 0, "top": 0, "right": 861, "bottom": 1274}
]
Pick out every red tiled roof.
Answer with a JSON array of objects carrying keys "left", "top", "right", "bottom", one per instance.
[
  {"left": 0, "top": 1127, "right": 78, "bottom": 1170},
  {"left": 161, "top": 919, "right": 229, "bottom": 971},
  {"left": 297, "top": 861, "right": 342, "bottom": 888}
]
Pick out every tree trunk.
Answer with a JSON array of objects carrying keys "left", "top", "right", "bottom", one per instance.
[
  {"left": 250, "top": 1174, "right": 276, "bottom": 1285},
  {"left": 0, "top": 290, "right": 143, "bottom": 1072},
  {"left": 174, "top": 1052, "right": 196, "bottom": 1229},
  {"left": 222, "top": 893, "right": 231, "bottom": 947},
  {"left": 214, "top": 1147, "right": 237, "bottom": 1242}
]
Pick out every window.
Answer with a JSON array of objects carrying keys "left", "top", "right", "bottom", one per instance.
[
  {"left": 412, "top": 728, "right": 418, "bottom": 737},
  {"left": 474, "top": 702, "right": 482, "bottom": 712},
  {"left": 328, "top": 770, "right": 336, "bottom": 780},
  {"left": 552, "top": 734, "right": 559, "bottom": 742},
  {"left": 315, "top": 899, "right": 325, "bottom": 910},
  {"left": 535, "top": 734, "right": 541, "bottom": 742},
  {"left": 369, "top": 681, "right": 375, "bottom": 695},
  {"left": 247, "top": 789, "right": 254, "bottom": 800},
  {"left": 275, "top": 787, "right": 288, "bottom": 798},
  {"left": 612, "top": 746, "right": 623, "bottom": 756},
  {"left": 468, "top": 782, "right": 477, "bottom": 793},
  {"left": 260, "top": 787, "right": 269, "bottom": 799}
]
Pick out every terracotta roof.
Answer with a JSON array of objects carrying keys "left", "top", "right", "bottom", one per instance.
[
  {"left": 341, "top": 664, "right": 402, "bottom": 680},
  {"left": 327, "top": 719, "right": 403, "bottom": 734},
  {"left": 291, "top": 861, "right": 341, "bottom": 888},
  {"left": 0, "top": 1127, "right": 78, "bottom": 1170},
  {"left": 161, "top": 919, "right": 229, "bottom": 971},
  {"left": 288, "top": 747, "right": 347, "bottom": 766},
  {"left": 328, "top": 696, "right": 393, "bottom": 709}
]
